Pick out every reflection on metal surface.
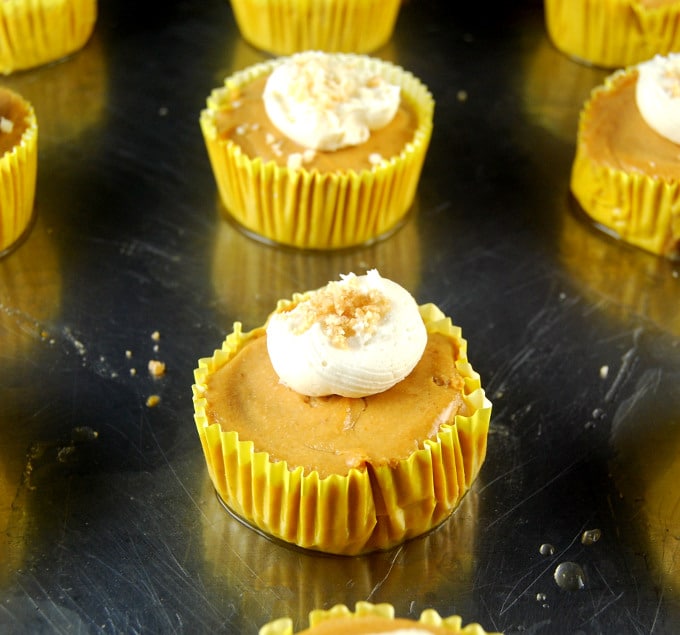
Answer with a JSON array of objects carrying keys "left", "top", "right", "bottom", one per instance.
[
  {"left": 0, "top": 217, "right": 62, "bottom": 589},
  {"left": 225, "top": 32, "right": 401, "bottom": 78},
  {"left": 0, "top": 32, "right": 108, "bottom": 149},
  {"left": 200, "top": 476, "right": 479, "bottom": 629},
  {"left": 521, "top": 33, "right": 608, "bottom": 142},
  {"left": 558, "top": 198, "right": 680, "bottom": 336},
  {"left": 0, "top": 214, "right": 62, "bottom": 361},
  {"left": 0, "top": 430, "right": 28, "bottom": 589},
  {"left": 609, "top": 369, "right": 680, "bottom": 602},
  {"left": 210, "top": 200, "right": 423, "bottom": 329}
]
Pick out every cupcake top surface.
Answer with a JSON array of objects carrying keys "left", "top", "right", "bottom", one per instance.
[
  {"left": 266, "top": 270, "right": 427, "bottom": 398},
  {"left": 211, "top": 55, "right": 420, "bottom": 172},
  {"left": 0, "top": 89, "right": 30, "bottom": 155},
  {"left": 580, "top": 66, "right": 680, "bottom": 180},
  {"left": 204, "top": 328, "right": 466, "bottom": 477},
  {"left": 203, "top": 272, "right": 469, "bottom": 478},
  {"left": 263, "top": 51, "right": 400, "bottom": 152}
]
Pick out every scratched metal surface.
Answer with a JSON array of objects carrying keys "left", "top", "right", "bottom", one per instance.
[{"left": 0, "top": 1, "right": 679, "bottom": 633}]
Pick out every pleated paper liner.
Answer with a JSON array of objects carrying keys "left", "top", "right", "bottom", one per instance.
[
  {"left": 544, "top": 0, "right": 680, "bottom": 69},
  {"left": 0, "top": 88, "right": 38, "bottom": 256},
  {"left": 200, "top": 54, "right": 434, "bottom": 250},
  {"left": 0, "top": 0, "right": 97, "bottom": 75},
  {"left": 193, "top": 302, "right": 491, "bottom": 556},
  {"left": 230, "top": 0, "right": 401, "bottom": 56},
  {"left": 570, "top": 69, "right": 680, "bottom": 261},
  {"left": 259, "top": 602, "right": 501, "bottom": 635}
]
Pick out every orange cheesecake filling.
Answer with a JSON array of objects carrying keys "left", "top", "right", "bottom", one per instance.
[
  {"left": 214, "top": 75, "right": 418, "bottom": 173},
  {"left": 204, "top": 331, "right": 466, "bottom": 479},
  {"left": 581, "top": 70, "right": 680, "bottom": 181},
  {"left": 0, "top": 90, "right": 29, "bottom": 155}
]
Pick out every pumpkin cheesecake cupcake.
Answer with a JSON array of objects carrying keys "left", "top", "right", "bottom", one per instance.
[
  {"left": 200, "top": 51, "right": 434, "bottom": 250},
  {"left": 570, "top": 52, "right": 680, "bottom": 259},
  {"left": 544, "top": 0, "right": 680, "bottom": 68},
  {"left": 193, "top": 270, "right": 491, "bottom": 555},
  {"left": 0, "top": 87, "right": 38, "bottom": 255},
  {"left": 230, "top": 0, "right": 401, "bottom": 56},
  {"left": 0, "top": 0, "right": 97, "bottom": 75},
  {"left": 259, "top": 602, "right": 501, "bottom": 635}
]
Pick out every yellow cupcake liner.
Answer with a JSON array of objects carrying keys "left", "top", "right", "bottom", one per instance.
[
  {"left": 200, "top": 54, "right": 434, "bottom": 250},
  {"left": 545, "top": 0, "right": 680, "bottom": 69},
  {"left": 0, "top": 0, "right": 97, "bottom": 75},
  {"left": 193, "top": 301, "right": 491, "bottom": 556},
  {"left": 260, "top": 601, "right": 501, "bottom": 635},
  {"left": 0, "top": 89, "right": 38, "bottom": 255},
  {"left": 230, "top": 0, "right": 401, "bottom": 55},
  {"left": 570, "top": 70, "right": 680, "bottom": 260}
]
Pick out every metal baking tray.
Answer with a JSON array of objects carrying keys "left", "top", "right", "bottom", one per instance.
[{"left": 1, "top": 1, "right": 678, "bottom": 632}]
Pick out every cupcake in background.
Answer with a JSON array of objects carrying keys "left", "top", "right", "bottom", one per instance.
[
  {"left": 200, "top": 51, "right": 434, "bottom": 250},
  {"left": 0, "top": 87, "right": 38, "bottom": 255},
  {"left": 570, "top": 52, "right": 680, "bottom": 260},
  {"left": 0, "top": 0, "right": 97, "bottom": 75},
  {"left": 259, "top": 602, "right": 500, "bottom": 635},
  {"left": 229, "top": 0, "right": 401, "bottom": 56},
  {"left": 544, "top": 0, "right": 680, "bottom": 69}
]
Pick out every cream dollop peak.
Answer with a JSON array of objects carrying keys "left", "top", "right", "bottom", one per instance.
[
  {"left": 266, "top": 270, "right": 427, "bottom": 398},
  {"left": 263, "top": 51, "right": 401, "bottom": 152},
  {"left": 636, "top": 53, "right": 680, "bottom": 145}
]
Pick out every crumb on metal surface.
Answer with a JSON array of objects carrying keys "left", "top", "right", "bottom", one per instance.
[{"left": 148, "top": 360, "right": 166, "bottom": 377}]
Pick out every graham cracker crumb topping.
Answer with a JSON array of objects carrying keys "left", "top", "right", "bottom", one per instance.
[{"left": 292, "top": 279, "right": 391, "bottom": 348}]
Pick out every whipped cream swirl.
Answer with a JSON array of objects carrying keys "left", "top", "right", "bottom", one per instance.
[
  {"left": 263, "top": 51, "right": 400, "bottom": 152},
  {"left": 636, "top": 53, "right": 680, "bottom": 144},
  {"left": 266, "top": 270, "right": 427, "bottom": 398}
]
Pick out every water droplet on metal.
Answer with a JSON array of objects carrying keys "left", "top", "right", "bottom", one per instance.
[
  {"left": 539, "top": 543, "right": 555, "bottom": 556},
  {"left": 581, "top": 528, "right": 602, "bottom": 546},
  {"left": 553, "top": 562, "right": 585, "bottom": 590},
  {"left": 535, "top": 592, "right": 547, "bottom": 602}
]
